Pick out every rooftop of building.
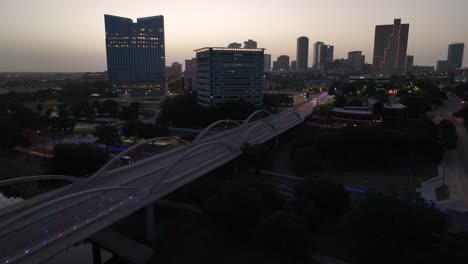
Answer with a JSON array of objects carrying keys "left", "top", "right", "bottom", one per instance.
[{"left": 194, "top": 47, "right": 265, "bottom": 53}]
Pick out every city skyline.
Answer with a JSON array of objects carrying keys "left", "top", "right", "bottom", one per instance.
[{"left": 1, "top": 0, "right": 468, "bottom": 72}]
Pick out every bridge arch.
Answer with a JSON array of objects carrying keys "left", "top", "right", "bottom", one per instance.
[
  {"left": 243, "top": 110, "right": 273, "bottom": 126},
  {"left": 241, "top": 121, "right": 278, "bottom": 144},
  {"left": 192, "top": 120, "right": 242, "bottom": 143},
  {"left": 280, "top": 110, "right": 302, "bottom": 125},
  {"left": 152, "top": 141, "right": 238, "bottom": 190},
  {"left": 92, "top": 137, "right": 189, "bottom": 179}
]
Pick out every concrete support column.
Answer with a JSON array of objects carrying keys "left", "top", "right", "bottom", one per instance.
[
  {"left": 275, "top": 135, "right": 279, "bottom": 149},
  {"left": 145, "top": 203, "right": 156, "bottom": 242},
  {"left": 92, "top": 242, "right": 102, "bottom": 264}
]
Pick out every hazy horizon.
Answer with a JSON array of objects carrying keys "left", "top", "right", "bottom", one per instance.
[{"left": 1, "top": 0, "right": 467, "bottom": 72}]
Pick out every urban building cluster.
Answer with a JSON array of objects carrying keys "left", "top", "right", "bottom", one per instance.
[{"left": 103, "top": 15, "right": 465, "bottom": 109}]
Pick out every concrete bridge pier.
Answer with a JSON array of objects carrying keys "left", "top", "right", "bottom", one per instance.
[
  {"left": 92, "top": 242, "right": 102, "bottom": 264},
  {"left": 145, "top": 203, "right": 157, "bottom": 242},
  {"left": 275, "top": 135, "right": 280, "bottom": 149}
]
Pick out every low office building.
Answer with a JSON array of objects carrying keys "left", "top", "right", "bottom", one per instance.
[
  {"left": 195, "top": 47, "right": 265, "bottom": 107},
  {"left": 330, "top": 97, "right": 407, "bottom": 126},
  {"left": 264, "top": 90, "right": 307, "bottom": 106},
  {"left": 112, "top": 95, "right": 164, "bottom": 114}
]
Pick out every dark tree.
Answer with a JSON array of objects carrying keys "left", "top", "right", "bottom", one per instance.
[
  {"left": 11, "top": 106, "right": 47, "bottom": 130},
  {"left": 290, "top": 147, "right": 323, "bottom": 175},
  {"left": 130, "top": 102, "right": 141, "bottom": 112},
  {"left": 239, "top": 144, "right": 275, "bottom": 172},
  {"left": 334, "top": 95, "right": 346, "bottom": 107},
  {"left": 119, "top": 106, "right": 139, "bottom": 121},
  {"left": 257, "top": 211, "right": 310, "bottom": 258},
  {"left": 0, "top": 120, "right": 27, "bottom": 151},
  {"left": 205, "top": 176, "right": 266, "bottom": 237},
  {"left": 48, "top": 144, "right": 110, "bottom": 176},
  {"left": 342, "top": 194, "right": 448, "bottom": 264},
  {"left": 91, "top": 100, "right": 102, "bottom": 114},
  {"left": 35, "top": 103, "right": 43, "bottom": 112},
  {"left": 138, "top": 123, "right": 171, "bottom": 139},
  {"left": 101, "top": 100, "right": 119, "bottom": 116},
  {"left": 48, "top": 116, "right": 76, "bottom": 133},
  {"left": 295, "top": 178, "right": 351, "bottom": 222},
  {"left": 94, "top": 124, "right": 122, "bottom": 153},
  {"left": 57, "top": 104, "right": 70, "bottom": 117},
  {"left": 157, "top": 94, "right": 205, "bottom": 127},
  {"left": 122, "top": 120, "right": 144, "bottom": 142},
  {"left": 439, "top": 119, "right": 458, "bottom": 149}
]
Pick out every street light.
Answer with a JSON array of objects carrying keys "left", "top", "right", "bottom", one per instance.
[{"left": 36, "top": 130, "right": 46, "bottom": 158}]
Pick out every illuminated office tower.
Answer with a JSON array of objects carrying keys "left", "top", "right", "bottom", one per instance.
[
  {"left": 105, "top": 15, "right": 165, "bottom": 96},
  {"left": 372, "top": 18, "right": 409, "bottom": 75}
]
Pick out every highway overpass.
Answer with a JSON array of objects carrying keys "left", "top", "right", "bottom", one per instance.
[{"left": 0, "top": 93, "right": 329, "bottom": 263}]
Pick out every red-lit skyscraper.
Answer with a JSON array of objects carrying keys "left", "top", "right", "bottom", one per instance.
[{"left": 372, "top": 19, "right": 409, "bottom": 75}]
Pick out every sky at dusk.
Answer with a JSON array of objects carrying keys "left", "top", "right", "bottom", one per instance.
[{"left": 1, "top": 0, "right": 467, "bottom": 72}]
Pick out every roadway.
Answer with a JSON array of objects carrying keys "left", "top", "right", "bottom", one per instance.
[
  {"left": 418, "top": 93, "right": 468, "bottom": 211},
  {"left": 0, "top": 93, "right": 329, "bottom": 263}
]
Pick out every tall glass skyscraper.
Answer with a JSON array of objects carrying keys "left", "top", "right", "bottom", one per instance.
[
  {"left": 104, "top": 15, "right": 165, "bottom": 96},
  {"left": 313, "top": 41, "right": 324, "bottom": 68},
  {"left": 447, "top": 42, "right": 464, "bottom": 71},
  {"left": 296, "top": 36, "right": 309, "bottom": 71},
  {"left": 372, "top": 19, "right": 409, "bottom": 75}
]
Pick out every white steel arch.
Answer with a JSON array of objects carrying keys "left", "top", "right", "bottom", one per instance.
[
  {"left": 152, "top": 141, "right": 238, "bottom": 190},
  {"left": 241, "top": 121, "right": 278, "bottom": 144},
  {"left": 192, "top": 120, "right": 242, "bottom": 143},
  {"left": 92, "top": 137, "right": 189, "bottom": 179},
  {"left": 243, "top": 110, "right": 273, "bottom": 125}
]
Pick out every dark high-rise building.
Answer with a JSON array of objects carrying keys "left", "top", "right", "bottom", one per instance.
[
  {"left": 296, "top": 36, "right": 309, "bottom": 71},
  {"left": 228, "top": 42, "right": 242, "bottom": 48},
  {"left": 436, "top": 60, "right": 449, "bottom": 72},
  {"left": 272, "top": 61, "right": 278, "bottom": 71},
  {"left": 372, "top": 18, "right": 409, "bottom": 75},
  {"left": 276, "top": 55, "right": 290, "bottom": 71},
  {"left": 447, "top": 42, "right": 464, "bottom": 71},
  {"left": 405, "top": 55, "right": 414, "bottom": 72},
  {"left": 184, "top": 58, "right": 197, "bottom": 91},
  {"left": 185, "top": 58, "right": 197, "bottom": 77},
  {"left": 166, "top": 62, "right": 182, "bottom": 77},
  {"left": 195, "top": 47, "right": 264, "bottom": 107},
  {"left": 290, "top": 60, "right": 297, "bottom": 72},
  {"left": 244, "top": 39, "right": 258, "bottom": 49},
  {"left": 104, "top": 15, "right": 165, "bottom": 96},
  {"left": 264, "top": 54, "right": 272, "bottom": 72},
  {"left": 317, "top": 44, "right": 334, "bottom": 71},
  {"left": 348, "top": 51, "right": 365, "bottom": 72},
  {"left": 313, "top": 41, "right": 324, "bottom": 68}
]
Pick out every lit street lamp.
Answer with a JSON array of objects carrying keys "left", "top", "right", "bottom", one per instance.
[{"left": 36, "top": 130, "right": 47, "bottom": 158}]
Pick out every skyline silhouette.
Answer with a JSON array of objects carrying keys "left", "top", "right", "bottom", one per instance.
[{"left": 1, "top": 0, "right": 467, "bottom": 72}]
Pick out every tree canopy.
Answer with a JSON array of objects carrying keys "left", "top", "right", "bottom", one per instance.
[
  {"left": 48, "top": 143, "right": 110, "bottom": 176},
  {"left": 94, "top": 124, "right": 122, "bottom": 152},
  {"left": 342, "top": 194, "right": 448, "bottom": 264}
]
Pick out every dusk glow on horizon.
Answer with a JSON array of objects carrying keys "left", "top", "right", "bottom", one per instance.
[{"left": 1, "top": 0, "right": 467, "bottom": 72}]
